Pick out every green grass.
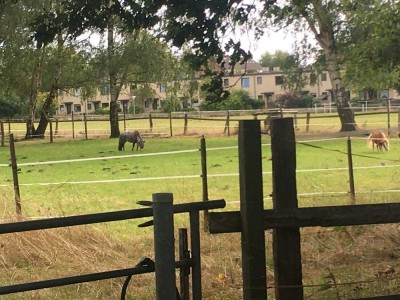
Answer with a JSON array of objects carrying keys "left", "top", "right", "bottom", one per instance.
[
  {"left": 1, "top": 133, "right": 399, "bottom": 217},
  {"left": 1, "top": 121, "right": 400, "bottom": 299}
]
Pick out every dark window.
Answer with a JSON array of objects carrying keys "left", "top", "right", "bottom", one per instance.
[
  {"left": 257, "top": 77, "right": 262, "bottom": 85},
  {"left": 223, "top": 78, "right": 229, "bottom": 87},
  {"left": 74, "top": 104, "right": 81, "bottom": 112},
  {"left": 321, "top": 73, "right": 327, "bottom": 81},
  {"left": 275, "top": 76, "right": 283, "bottom": 85},
  {"left": 100, "top": 85, "right": 109, "bottom": 95},
  {"left": 87, "top": 103, "right": 92, "bottom": 110}
]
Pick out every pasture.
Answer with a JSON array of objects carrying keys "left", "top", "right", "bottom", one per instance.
[{"left": 0, "top": 124, "right": 400, "bottom": 299}]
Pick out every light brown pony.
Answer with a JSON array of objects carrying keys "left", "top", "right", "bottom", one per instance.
[{"left": 367, "top": 131, "right": 389, "bottom": 152}]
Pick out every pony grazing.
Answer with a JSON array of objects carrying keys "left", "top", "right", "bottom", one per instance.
[
  {"left": 367, "top": 131, "right": 389, "bottom": 152},
  {"left": 118, "top": 131, "right": 145, "bottom": 151}
]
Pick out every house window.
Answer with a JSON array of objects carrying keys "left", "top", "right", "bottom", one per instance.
[
  {"left": 241, "top": 78, "right": 250, "bottom": 88},
  {"left": 100, "top": 85, "right": 109, "bottom": 95},
  {"left": 223, "top": 78, "right": 229, "bottom": 87},
  {"left": 74, "top": 104, "right": 81, "bottom": 112},
  {"left": 101, "top": 103, "right": 109, "bottom": 108},
  {"left": 74, "top": 89, "right": 81, "bottom": 97},
  {"left": 309, "top": 73, "right": 317, "bottom": 85},
  {"left": 87, "top": 103, "right": 92, "bottom": 110},
  {"left": 160, "top": 85, "right": 166, "bottom": 93},
  {"left": 59, "top": 104, "right": 64, "bottom": 111},
  {"left": 256, "top": 77, "right": 262, "bottom": 85},
  {"left": 145, "top": 100, "right": 151, "bottom": 108},
  {"left": 321, "top": 73, "right": 327, "bottom": 81},
  {"left": 275, "top": 76, "right": 283, "bottom": 85},
  {"left": 257, "top": 95, "right": 263, "bottom": 100}
]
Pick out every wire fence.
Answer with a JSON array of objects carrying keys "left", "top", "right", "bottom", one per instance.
[{"left": 2, "top": 106, "right": 400, "bottom": 141}]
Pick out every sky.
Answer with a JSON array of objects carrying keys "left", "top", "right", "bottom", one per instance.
[{"left": 231, "top": 27, "right": 303, "bottom": 62}]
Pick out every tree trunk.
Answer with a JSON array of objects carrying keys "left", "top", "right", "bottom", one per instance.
[
  {"left": 107, "top": 10, "right": 120, "bottom": 138},
  {"left": 304, "top": 1, "right": 358, "bottom": 132},
  {"left": 25, "top": 48, "right": 44, "bottom": 139},
  {"left": 35, "top": 33, "right": 63, "bottom": 137}
]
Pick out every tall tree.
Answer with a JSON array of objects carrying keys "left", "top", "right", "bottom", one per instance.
[
  {"left": 264, "top": 0, "right": 359, "bottom": 131},
  {"left": 342, "top": 0, "right": 400, "bottom": 95},
  {"left": 259, "top": 50, "right": 290, "bottom": 69}
]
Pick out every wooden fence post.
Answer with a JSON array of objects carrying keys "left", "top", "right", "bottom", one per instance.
[
  {"left": 184, "top": 113, "right": 188, "bottom": 135},
  {"left": 123, "top": 110, "right": 126, "bottom": 132},
  {"left": 71, "top": 111, "right": 75, "bottom": 139},
  {"left": 347, "top": 137, "right": 356, "bottom": 204},
  {"left": 49, "top": 120, "right": 53, "bottom": 143},
  {"left": 55, "top": 117, "right": 59, "bottom": 136},
  {"left": 239, "top": 120, "right": 267, "bottom": 300},
  {"left": 387, "top": 98, "right": 391, "bottom": 136},
  {"left": 1, "top": 121, "right": 4, "bottom": 147},
  {"left": 398, "top": 108, "right": 400, "bottom": 137},
  {"left": 83, "top": 113, "right": 88, "bottom": 140},
  {"left": 152, "top": 193, "right": 177, "bottom": 300},
  {"left": 169, "top": 112, "right": 173, "bottom": 137},
  {"left": 224, "top": 110, "right": 230, "bottom": 136},
  {"left": 179, "top": 228, "right": 190, "bottom": 300},
  {"left": 149, "top": 113, "right": 153, "bottom": 133},
  {"left": 306, "top": 112, "right": 310, "bottom": 133},
  {"left": 9, "top": 134, "right": 21, "bottom": 216},
  {"left": 271, "top": 117, "right": 303, "bottom": 300},
  {"left": 8, "top": 118, "right": 11, "bottom": 136},
  {"left": 200, "top": 136, "right": 209, "bottom": 231}
]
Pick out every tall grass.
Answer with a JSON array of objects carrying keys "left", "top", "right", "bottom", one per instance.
[{"left": 0, "top": 128, "right": 400, "bottom": 299}]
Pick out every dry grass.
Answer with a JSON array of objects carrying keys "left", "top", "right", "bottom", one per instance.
[{"left": 1, "top": 215, "right": 400, "bottom": 299}]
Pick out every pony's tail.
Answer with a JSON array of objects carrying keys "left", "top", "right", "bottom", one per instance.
[{"left": 366, "top": 134, "right": 373, "bottom": 149}]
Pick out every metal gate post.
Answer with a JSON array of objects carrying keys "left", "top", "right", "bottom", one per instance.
[{"left": 152, "top": 193, "right": 177, "bottom": 300}]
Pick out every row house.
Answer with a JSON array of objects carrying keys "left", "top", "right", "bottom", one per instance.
[{"left": 55, "top": 61, "right": 398, "bottom": 115}]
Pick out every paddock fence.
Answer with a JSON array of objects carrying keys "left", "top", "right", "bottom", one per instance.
[
  {"left": 208, "top": 119, "right": 400, "bottom": 300},
  {"left": 1, "top": 105, "right": 400, "bottom": 142},
  {"left": 0, "top": 193, "right": 225, "bottom": 299}
]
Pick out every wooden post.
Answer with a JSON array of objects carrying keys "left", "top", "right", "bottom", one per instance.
[
  {"left": 398, "top": 108, "right": 400, "bottom": 137},
  {"left": 189, "top": 210, "right": 202, "bottom": 300},
  {"left": 387, "top": 98, "right": 391, "bottom": 136},
  {"left": 152, "top": 193, "right": 177, "bottom": 300},
  {"left": 347, "top": 137, "right": 356, "bottom": 204},
  {"left": 169, "top": 112, "right": 173, "bottom": 137},
  {"left": 71, "top": 111, "right": 75, "bottom": 139},
  {"left": 239, "top": 120, "right": 267, "bottom": 299},
  {"left": 306, "top": 112, "right": 310, "bottom": 133},
  {"left": 224, "top": 110, "right": 230, "bottom": 136},
  {"left": 83, "top": 113, "right": 88, "bottom": 140},
  {"left": 1, "top": 121, "right": 4, "bottom": 147},
  {"left": 55, "top": 117, "right": 59, "bottom": 136},
  {"left": 293, "top": 112, "right": 298, "bottom": 129},
  {"left": 49, "top": 120, "right": 53, "bottom": 143},
  {"left": 179, "top": 228, "right": 190, "bottom": 300},
  {"left": 8, "top": 118, "right": 11, "bottom": 136},
  {"left": 149, "top": 113, "right": 153, "bottom": 133},
  {"left": 271, "top": 118, "right": 303, "bottom": 300},
  {"left": 123, "top": 109, "right": 126, "bottom": 132},
  {"left": 184, "top": 113, "right": 188, "bottom": 135},
  {"left": 9, "top": 134, "right": 21, "bottom": 216},
  {"left": 200, "top": 136, "right": 209, "bottom": 231}
]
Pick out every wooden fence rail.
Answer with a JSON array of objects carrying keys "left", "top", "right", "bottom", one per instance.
[
  {"left": 0, "top": 197, "right": 225, "bottom": 299},
  {"left": 208, "top": 119, "right": 400, "bottom": 300},
  {"left": 1, "top": 107, "right": 400, "bottom": 142}
]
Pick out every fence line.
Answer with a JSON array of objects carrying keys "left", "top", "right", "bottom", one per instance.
[{"left": 1, "top": 163, "right": 399, "bottom": 187}]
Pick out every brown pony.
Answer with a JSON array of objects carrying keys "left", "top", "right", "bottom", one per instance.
[{"left": 367, "top": 131, "right": 389, "bottom": 152}]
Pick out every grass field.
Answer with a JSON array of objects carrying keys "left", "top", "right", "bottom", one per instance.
[{"left": 0, "top": 118, "right": 400, "bottom": 299}]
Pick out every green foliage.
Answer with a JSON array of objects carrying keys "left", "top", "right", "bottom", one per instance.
[
  {"left": 0, "top": 98, "right": 21, "bottom": 118},
  {"left": 201, "top": 89, "right": 263, "bottom": 111},
  {"left": 259, "top": 50, "right": 290, "bottom": 69},
  {"left": 94, "top": 107, "right": 110, "bottom": 115},
  {"left": 277, "top": 92, "right": 315, "bottom": 108}
]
